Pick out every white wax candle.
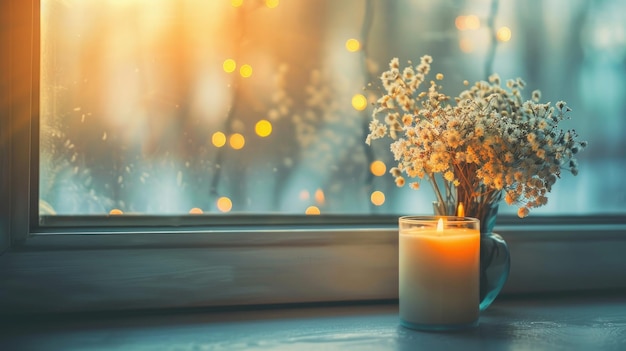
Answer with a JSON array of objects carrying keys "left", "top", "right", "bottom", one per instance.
[{"left": 399, "top": 223, "right": 479, "bottom": 327}]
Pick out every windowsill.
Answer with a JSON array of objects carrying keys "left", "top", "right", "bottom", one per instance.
[
  {"left": 2, "top": 221, "right": 626, "bottom": 315},
  {"left": 2, "top": 293, "right": 626, "bottom": 351}
]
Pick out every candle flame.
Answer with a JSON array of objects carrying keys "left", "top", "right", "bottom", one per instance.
[
  {"left": 457, "top": 203, "right": 465, "bottom": 217},
  {"left": 436, "top": 218, "right": 444, "bottom": 233}
]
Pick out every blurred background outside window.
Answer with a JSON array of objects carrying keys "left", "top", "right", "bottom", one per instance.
[{"left": 39, "top": 0, "right": 626, "bottom": 218}]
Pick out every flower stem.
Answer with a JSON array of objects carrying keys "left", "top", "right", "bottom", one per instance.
[{"left": 429, "top": 173, "right": 446, "bottom": 214}]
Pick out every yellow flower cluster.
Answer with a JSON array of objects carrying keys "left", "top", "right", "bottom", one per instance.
[{"left": 366, "top": 56, "right": 587, "bottom": 218}]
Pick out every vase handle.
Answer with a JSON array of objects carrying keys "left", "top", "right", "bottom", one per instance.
[{"left": 479, "top": 232, "right": 511, "bottom": 311}]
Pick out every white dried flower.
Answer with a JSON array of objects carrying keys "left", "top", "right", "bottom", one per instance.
[{"left": 366, "top": 55, "right": 586, "bottom": 217}]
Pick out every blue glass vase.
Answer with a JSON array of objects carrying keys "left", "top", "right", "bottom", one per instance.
[{"left": 433, "top": 198, "right": 510, "bottom": 311}]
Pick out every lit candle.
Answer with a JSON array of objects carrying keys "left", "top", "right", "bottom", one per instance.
[{"left": 399, "top": 216, "right": 480, "bottom": 330}]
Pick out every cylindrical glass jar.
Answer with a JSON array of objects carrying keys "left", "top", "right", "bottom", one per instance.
[{"left": 399, "top": 216, "right": 480, "bottom": 331}]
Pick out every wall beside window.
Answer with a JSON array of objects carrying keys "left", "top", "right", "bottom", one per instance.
[{"left": 1, "top": 0, "right": 36, "bottom": 249}]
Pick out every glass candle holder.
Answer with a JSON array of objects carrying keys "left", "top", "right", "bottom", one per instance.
[{"left": 399, "top": 216, "right": 480, "bottom": 331}]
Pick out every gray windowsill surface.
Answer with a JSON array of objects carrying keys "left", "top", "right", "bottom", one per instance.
[{"left": 2, "top": 294, "right": 625, "bottom": 351}]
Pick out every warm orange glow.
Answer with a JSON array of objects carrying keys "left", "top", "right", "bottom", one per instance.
[
  {"left": 305, "top": 206, "right": 321, "bottom": 215},
  {"left": 497, "top": 26, "right": 512, "bottom": 42},
  {"left": 345, "top": 38, "right": 361, "bottom": 52},
  {"left": 223, "top": 59, "right": 237, "bottom": 73},
  {"left": 189, "top": 207, "right": 203, "bottom": 214},
  {"left": 437, "top": 218, "right": 444, "bottom": 232},
  {"left": 229, "top": 133, "right": 245, "bottom": 150},
  {"left": 370, "top": 160, "right": 386, "bottom": 177},
  {"left": 352, "top": 94, "right": 368, "bottom": 111},
  {"left": 109, "top": 209, "right": 123, "bottom": 215},
  {"left": 371, "top": 191, "right": 385, "bottom": 206},
  {"left": 240, "top": 64, "right": 253, "bottom": 78},
  {"left": 212, "top": 132, "right": 226, "bottom": 147},
  {"left": 265, "top": 0, "right": 279, "bottom": 8},
  {"left": 231, "top": 0, "right": 243, "bottom": 7},
  {"left": 315, "top": 189, "right": 325, "bottom": 204},
  {"left": 255, "top": 119, "right": 272, "bottom": 137},
  {"left": 217, "top": 197, "right": 233, "bottom": 213}
]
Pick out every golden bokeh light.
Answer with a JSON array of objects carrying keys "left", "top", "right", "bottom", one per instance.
[
  {"left": 352, "top": 94, "right": 368, "bottom": 111},
  {"left": 465, "top": 15, "right": 480, "bottom": 30},
  {"left": 370, "top": 160, "right": 387, "bottom": 177},
  {"left": 455, "top": 15, "right": 480, "bottom": 31},
  {"left": 459, "top": 38, "right": 474, "bottom": 53},
  {"left": 255, "top": 119, "right": 272, "bottom": 137},
  {"left": 223, "top": 58, "right": 237, "bottom": 73},
  {"left": 345, "top": 38, "right": 361, "bottom": 52},
  {"left": 497, "top": 26, "right": 512, "bottom": 42},
  {"left": 240, "top": 64, "right": 253, "bottom": 78},
  {"left": 370, "top": 191, "right": 385, "bottom": 206},
  {"left": 229, "top": 133, "right": 246, "bottom": 150},
  {"left": 265, "top": 0, "right": 279, "bottom": 8},
  {"left": 109, "top": 209, "right": 123, "bottom": 215},
  {"left": 231, "top": 0, "right": 243, "bottom": 7},
  {"left": 217, "top": 197, "right": 233, "bottom": 213},
  {"left": 189, "top": 207, "right": 203, "bottom": 214},
  {"left": 455, "top": 16, "right": 465, "bottom": 30},
  {"left": 212, "top": 131, "right": 226, "bottom": 147},
  {"left": 299, "top": 190, "right": 310, "bottom": 200},
  {"left": 314, "top": 189, "right": 325, "bottom": 205},
  {"left": 305, "top": 206, "right": 321, "bottom": 215}
]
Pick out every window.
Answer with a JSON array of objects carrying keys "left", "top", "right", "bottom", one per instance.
[
  {"left": 38, "top": 0, "right": 625, "bottom": 221},
  {"left": 1, "top": 0, "right": 625, "bottom": 315}
]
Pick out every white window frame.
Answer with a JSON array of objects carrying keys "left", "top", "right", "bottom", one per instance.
[{"left": 1, "top": 0, "right": 626, "bottom": 316}]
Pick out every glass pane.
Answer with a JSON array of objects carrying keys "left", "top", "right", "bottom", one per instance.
[{"left": 39, "top": 0, "right": 626, "bottom": 217}]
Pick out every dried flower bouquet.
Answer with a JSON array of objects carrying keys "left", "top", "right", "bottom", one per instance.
[{"left": 366, "top": 56, "right": 587, "bottom": 218}]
